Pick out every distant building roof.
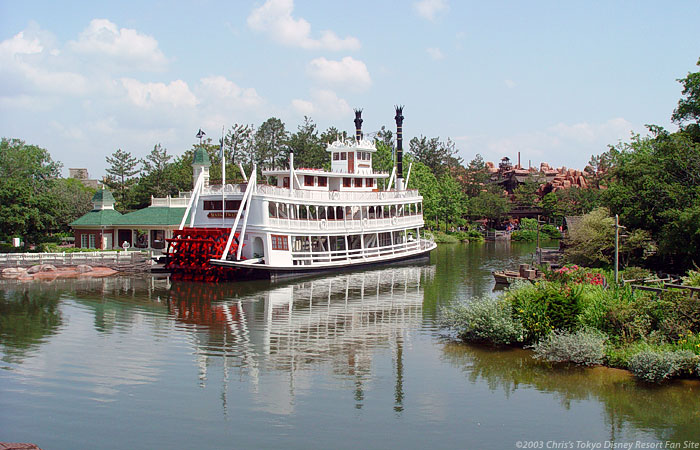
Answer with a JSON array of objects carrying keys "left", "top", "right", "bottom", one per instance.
[
  {"left": 113, "top": 207, "right": 187, "bottom": 226},
  {"left": 70, "top": 209, "right": 123, "bottom": 227}
]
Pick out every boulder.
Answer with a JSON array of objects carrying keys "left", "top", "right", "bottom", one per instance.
[
  {"left": 2, "top": 267, "right": 27, "bottom": 275},
  {"left": 27, "top": 264, "right": 56, "bottom": 274},
  {"left": 76, "top": 264, "right": 93, "bottom": 273}
]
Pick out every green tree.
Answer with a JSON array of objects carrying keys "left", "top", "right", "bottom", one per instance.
[
  {"left": 224, "top": 123, "right": 255, "bottom": 167},
  {"left": 408, "top": 136, "right": 462, "bottom": 176},
  {"left": 0, "top": 138, "right": 62, "bottom": 245},
  {"left": 469, "top": 186, "right": 511, "bottom": 228},
  {"left": 462, "top": 154, "right": 490, "bottom": 197},
  {"left": 402, "top": 156, "right": 439, "bottom": 228},
  {"left": 373, "top": 141, "right": 394, "bottom": 189},
  {"left": 288, "top": 117, "right": 327, "bottom": 169},
  {"left": 104, "top": 148, "right": 140, "bottom": 211},
  {"left": 254, "top": 117, "right": 288, "bottom": 170},
  {"left": 437, "top": 173, "right": 466, "bottom": 231},
  {"left": 49, "top": 178, "right": 94, "bottom": 233},
  {"left": 512, "top": 175, "right": 540, "bottom": 207},
  {"left": 672, "top": 57, "right": 700, "bottom": 138}
]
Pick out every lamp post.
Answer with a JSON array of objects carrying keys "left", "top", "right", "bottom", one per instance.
[{"left": 614, "top": 214, "right": 627, "bottom": 285}]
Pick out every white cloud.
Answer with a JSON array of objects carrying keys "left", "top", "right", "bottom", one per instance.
[
  {"left": 0, "top": 31, "right": 44, "bottom": 56},
  {"left": 120, "top": 78, "right": 197, "bottom": 108},
  {"left": 291, "top": 89, "right": 351, "bottom": 118},
  {"left": 69, "top": 19, "right": 167, "bottom": 71},
  {"left": 426, "top": 47, "right": 444, "bottom": 60},
  {"left": 247, "top": 0, "right": 360, "bottom": 51},
  {"left": 307, "top": 56, "right": 371, "bottom": 91},
  {"left": 414, "top": 0, "right": 449, "bottom": 21},
  {"left": 198, "top": 75, "right": 264, "bottom": 108},
  {"left": 505, "top": 79, "right": 516, "bottom": 89}
]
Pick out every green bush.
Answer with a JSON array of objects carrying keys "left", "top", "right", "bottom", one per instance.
[
  {"left": 531, "top": 328, "right": 607, "bottom": 366},
  {"left": 628, "top": 350, "right": 698, "bottom": 383},
  {"left": 682, "top": 268, "right": 700, "bottom": 287},
  {"left": 511, "top": 229, "right": 538, "bottom": 241},
  {"left": 440, "top": 296, "right": 524, "bottom": 346},
  {"left": 429, "top": 231, "right": 460, "bottom": 244},
  {"left": 621, "top": 266, "right": 652, "bottom": 282},
  {"left": 507, "top": 281, "right": 584, "bottom": 343},
  {"left": 540, "top": 224, "right": 562, "bottom": 239}
]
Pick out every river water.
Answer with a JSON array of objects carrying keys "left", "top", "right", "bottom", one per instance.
[{"left": 1, "top": 242, "right": 698, "bottom": 449}]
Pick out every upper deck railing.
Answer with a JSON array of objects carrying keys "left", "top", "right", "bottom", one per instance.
[{"left": 201, "top": 183, "right": 421, "bottom": 203}]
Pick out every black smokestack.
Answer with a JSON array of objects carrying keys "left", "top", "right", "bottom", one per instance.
[
  {"left": 354, "top": 109, "right": 363, "bottom": 142},
  {"left": 394, "top": 105, "right": 404, "bottom": 179}
]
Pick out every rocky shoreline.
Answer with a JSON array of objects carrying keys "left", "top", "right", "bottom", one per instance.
[{"left": 1, "top": 264, "right": 118, "bottom": 281}]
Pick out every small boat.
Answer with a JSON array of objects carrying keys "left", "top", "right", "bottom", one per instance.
[{"left": 493, "top": 264, "right": 542, "bottom": 285}]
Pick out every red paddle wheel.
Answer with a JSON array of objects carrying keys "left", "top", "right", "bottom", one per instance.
[{"left": 165, "top": 227, "right": 243, "bottom": 282}]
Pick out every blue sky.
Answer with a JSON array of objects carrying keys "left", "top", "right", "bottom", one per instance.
[{"left": 1, "top": 0, "right": 699, "bottom": 178}]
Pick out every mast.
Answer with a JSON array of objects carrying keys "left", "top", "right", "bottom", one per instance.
[
  {"left": 394, "top": 105, "right": 404, "bottom": 191},
  {"left": 354, "top": 109, "right": 363, "bottom": 143}
]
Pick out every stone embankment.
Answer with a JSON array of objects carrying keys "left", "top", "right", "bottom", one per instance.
[{"left": 2, "top": 264, "right": 118, "bottom": 281}]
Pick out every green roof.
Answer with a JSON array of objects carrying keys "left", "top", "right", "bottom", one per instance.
[
  {"left": 70, "top": 209, "right": 123, "bottom": 227},
  {"left": 113, "top": 207, "right": 187, "bottom": 226},
  {"left": 92, "top": 189, "right": 115, "bottom": 204},
  {"left": 192, "top": 148, "right": 211, "bottom": 166}
]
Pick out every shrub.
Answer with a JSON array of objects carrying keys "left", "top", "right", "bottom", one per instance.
[
  {"left": 628, "top": 350, "right": 698, "bottom": 383},
  {"left": 508, "top": 281, "right": 584, "bottom": 343},
  {"left": 621, "top": 266, "right": 652, "bottom": 282},
  {"left": 682, "top": 268, "right": 700, "bottom": 287},
  {"left": 440, "top": 296, "right": 524, "bottom": 346},
  {"left": 429, "top": 231, "right": 460, "bottom": 244},
  {"left": 540, "top": 224, "right": 562, "bottom": 239},
  {"left": 532, "top": 328, "right": 607, "bottom": 366},
  {"left": 511, "top": 229, "right": 538, "bottom": 241}
]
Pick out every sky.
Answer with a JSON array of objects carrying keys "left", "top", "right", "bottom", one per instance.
[{"left": 1, "top": 0, "right": 699, "bottom": 178}]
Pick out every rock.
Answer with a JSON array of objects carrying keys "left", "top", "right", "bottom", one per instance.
[
  {"left": 76, "top": 264, "right": 93, "bottom": 273},
  {"left": 2, "top": 267, "right": 26, "bottom": 275},
  {"left": 26, "top": 264, "right": 56, "bottom": 274}
]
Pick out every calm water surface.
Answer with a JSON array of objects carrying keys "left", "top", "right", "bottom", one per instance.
[{"left": 1, "top": 242, "right": 698, "bottom": 449}]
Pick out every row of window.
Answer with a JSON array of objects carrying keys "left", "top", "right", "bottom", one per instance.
[
  {"left": 332, "top": 151, "right": 372, "bottom": 161},
  {"left": 342, "top": 178, "right": 373, "bottom": 188},
  {"left": 304, "top": 175, "right": 327, "bottom": 187},
  {"left": 271, "top": 231, "right": 411, "bottom": 254},
  {"left": 203, "top": 200, "right": 243, "bottom": 211},
  {"left": 268, "top": 202, "right": 422, "bottom": 220},
  {"left": 300, "top": 176, "right": 374, "bottom": 188}
]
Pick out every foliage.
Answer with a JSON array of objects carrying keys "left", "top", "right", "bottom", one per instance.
[
  {"left": 253, "top": 117, "right": 288, "bottom": 169},
  {"left": 408, "top": 135, "right": 462, "bottom": 177},
  {"left": 681, "top": 268, "right": 700, "bottom": 287},
  {"left": 628, "top": 350, "right": 698, "bottom": 383},
  {"left": 468, "top": 186, "right": 511, "bottom": 225},
  {"left": 563, "top": 207, "right": 655, "bottom": 268},
  {"left": 104, "top": 148, "right": 140, "bottom": 211},
  {"left": 48, "top": 178, "right": 94, "bottom": 232},
  {"left": 0, "top": 138, "right": 62, "bottom": 245},
  {"left": 531, "top": 328, "right": 607, "bottom": 366},
  {"left": 672, "top": 57, "right": 700, "bottom": 129},
  {"left": 429, "top": 231, "right": 460, "bottom": 243},
  {"left": 621, "top": 266, "right": 652, "bottom": 282},
  {"left": 440, "top": 296, "right": 524, "bottom": 346},
  {"left": 462, "top": 154, "right": 490, "bottom": 197},
  {"left": 436, "top": 172, "right": 466, "bottom": 231},
  {"left": 507, "top": 281, "right": 585, "bottom": 343},
  {"left": 546, "top": 265, "right": 606, "bottom": 286},
  {"left": 224, "top": 123, "right": 255, "bottom": 166},
  {"left": 554, "top": 186, "right": 601, "bottom": 217},
  {"left": 288, "top": 117, "right": 328, "bottom": 170},
  {"left": 512, "top": 176, "right": 540, "bottom": 207},
  {"left": 601, "top": 128, "right": 700, "bottom": 271},
  {"left": 511, "top": 218, "right": 562, "bottom": 241}
]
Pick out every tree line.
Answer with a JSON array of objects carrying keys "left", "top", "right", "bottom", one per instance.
[{"left": 1, "top": 58, "right": 698, "bottom": 271}]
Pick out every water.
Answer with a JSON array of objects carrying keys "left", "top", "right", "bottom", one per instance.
[{"left": 1, "top": 242, "right": 698, "bottom": 449}]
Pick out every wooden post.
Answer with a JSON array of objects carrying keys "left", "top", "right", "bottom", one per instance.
[{"left": 615, "top": 214, "right": 619, "bottom": 285}]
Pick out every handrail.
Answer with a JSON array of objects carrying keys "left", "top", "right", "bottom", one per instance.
[{"left": 179, "top": 172, "right": 204, "bottom": 230}]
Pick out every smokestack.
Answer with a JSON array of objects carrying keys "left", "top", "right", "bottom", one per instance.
[
  {"left": 518, "top": 152, "right": 521, "bottom": 169},
  {"left": 395, "top": 105, "right": 404, "bottom": 183},
  {"left": 354, "top": 109, "right": 363, "bottom": 142}
]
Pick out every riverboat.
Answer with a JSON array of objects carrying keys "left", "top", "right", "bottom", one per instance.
[{"left": 165, "top": 108, "right": 437, "bottom": 281}]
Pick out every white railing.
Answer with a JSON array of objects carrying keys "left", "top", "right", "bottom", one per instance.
[
  {"left": 0, "top": 251, "right": 142, "bottom": 266},
  {"left": 150, "top": 196, "right": 191, "bottom": 207},
  {"left": 255, "top": 184, "right": 420, "bottom": 202},
  {"left": 290, "top": 238, "right": 430, "bottom": 265},
  {"left": 268, "top": 214, "right": 423, "bottom": 231}
]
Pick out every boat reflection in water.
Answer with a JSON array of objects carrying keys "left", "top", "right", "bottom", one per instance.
[{"left": 166, "top": 264, "right": 434, "bottom": 412}]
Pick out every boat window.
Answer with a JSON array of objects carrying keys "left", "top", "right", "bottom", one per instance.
[
  {"left": 204, "top": 200, "right": 223, "bottom": 210},
  {"left": 279, "top": 203, "right": 288, "bottom": 219},
  {"left": 354, "top": 178, "right": 363, "bottom": 187},
  {"left": 418, "top": 203, "right": 422, "bottom": 214},
  {"left": 271, "top": 234, "right": 289, "bottom": 251},
  {"left": 341, "top": 152, "right": 347, "bottom": 160},
  {"left": 333, "top": 152, "right": 339, "bottom": 161},
  {"left": 328, "top": 206, "right": 336, "bottom": 220},
  {"left": 318, "top": 176, "right": 327, "bottom": 187},
  {"left": 336, "top": 206, "right": 344, "bottom": 220},
  {"left": 225, "top": 200, "right": 241, "bottom": 211},
  {"left": 366, "top": 178, "right": 373, "bottom": 188},
  {"left": 304, "top": 175, "right": 314, "bottom": 186},
  {"left": 309, "top": 205, "right": 317, "bottom": 220},
  {"left": 268, "top": 201, "right": 277, "bottom": 218},
  {"left": 361, "top": 206, "right": 368, "bottom": 219},
  {"left": 352, "top": 206, "right": 361, "bottom": 220},
  {"left": 343, "top": 178, "right": 351, "bottom": 188},
  {"left": 345, "top": 206, "right": 352, "bottom": 220},
  {"left": 289, "top": 204, "right": 298, "bottom": 220},
  {"left": 283, "top": 177, "right": 290, "bottom": 188},
  {"left": 319, "top": 206, "right": 327, "bottom": 220},
  {"left": 390, "top": 205, "right": 397, "bottom": 217},
  {"left": 293, "top": 236, "right": 308, "bottom": 252},
  {"left": 368, "top": 206, "right": 375, "bottom": 219}
]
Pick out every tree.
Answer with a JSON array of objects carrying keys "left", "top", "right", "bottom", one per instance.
[
  {"left": 462, "top": 154, "right": 490, "bottom": 197},
  {"left": 0, "top": 138, "right": 61, "bottom": 245},
  {"left": 672, "top": 57, "right": 700, "bottom": 133},
  {"left": 402, "top": 156, "right": 439, "bottom": 228},
  {"left": 469, "top": 186, "right": 511, "bottom": 228},
  {"left": 224, "top": 123, "right": 255, "bottom": 167},
  {"left": 288, "top": 117, "right": 327, "bottom": 169},
  {"left": 408, "top": 136, "right": 462, "bottom": 176},
  {"left": 254, "top": 117, "right": 288, "bottom": 170},
  {"left": 104, "top": 148, "right": 140, "bottom": 211},
  {"left": 437, "top": 173, "right": 466, "bottom": 231},
  {"left": 512, "top": 175, "right": 540, "bottom": 207},
  {"left": 49, "top": 178, "right": 94, "bottom": 233}
]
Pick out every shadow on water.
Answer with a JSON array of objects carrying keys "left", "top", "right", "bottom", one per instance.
[{"left": 441, "top": 341, "right": 700, "bottom": 443}]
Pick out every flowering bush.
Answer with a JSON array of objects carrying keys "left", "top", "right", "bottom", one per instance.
[{"left": 546, "top": 265, "right": 606, "bottom": 286}]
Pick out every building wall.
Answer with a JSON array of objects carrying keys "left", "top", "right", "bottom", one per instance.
[{"left": 74, "top": 229, "right": 105, "bottom": 249}]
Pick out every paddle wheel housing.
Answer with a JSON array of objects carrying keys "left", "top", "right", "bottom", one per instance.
[{"left": 165, "top": 227, "right": 243, "bottom": 281}]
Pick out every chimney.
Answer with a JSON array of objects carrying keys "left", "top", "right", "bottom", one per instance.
[
  {"left": 394, "top": 105, "right": 404, "bottom": 188},
  {"left": 354, "top": 109, "right": 363, "bottom": 142},
  {"left": 518, "top": 152, "right": 521, "bottom": 169}
]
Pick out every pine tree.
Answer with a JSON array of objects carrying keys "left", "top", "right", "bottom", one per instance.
[{"left": 105, "top": 148, "right": 140, "bottom": 211}]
